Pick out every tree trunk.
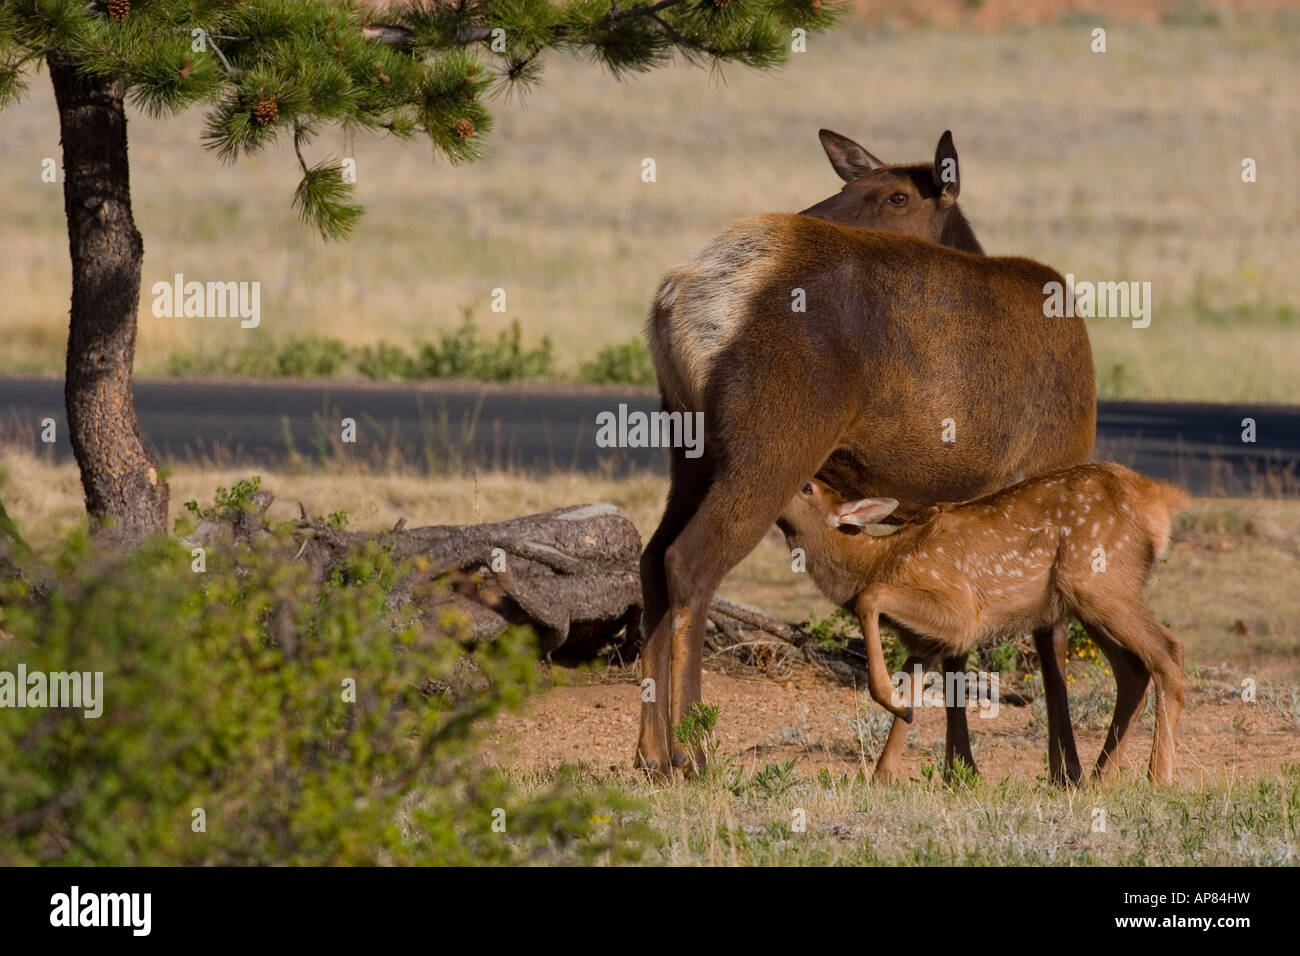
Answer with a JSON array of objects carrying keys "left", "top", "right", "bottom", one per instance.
[{"left": 49, "top": 58, "right": 167, "bottom": 544}]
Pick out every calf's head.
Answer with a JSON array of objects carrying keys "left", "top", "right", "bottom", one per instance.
[
  {"left": 800, "top": 129, "right": 983, "bottom": 253},
  {"left": 778, "top": 478, "right": 901, "bottom": 546}
]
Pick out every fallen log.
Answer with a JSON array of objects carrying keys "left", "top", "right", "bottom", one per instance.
[
  {"left": 180, "top": 488, "right": 1033, "bottom": 704},
  {"left": 186, "top": 491, "right": 647, "bottom": 659}
]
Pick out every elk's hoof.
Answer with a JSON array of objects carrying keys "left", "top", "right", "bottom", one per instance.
[{"left": 633, "top": 749, "right": 670, "bottom": 781}]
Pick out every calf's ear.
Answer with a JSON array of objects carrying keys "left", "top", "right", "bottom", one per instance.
[{"left": 834, "top": 497, "right": 899, "bottom": 527}]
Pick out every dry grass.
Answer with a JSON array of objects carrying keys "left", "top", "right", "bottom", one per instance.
[
  {"left": 585, "top": 763, "right": 1300, "bottom": 864},
  {"left": 3, "top": 21, "right": 1297, "bottom": 398}
]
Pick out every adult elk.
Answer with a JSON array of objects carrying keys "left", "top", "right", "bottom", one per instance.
[{"left": 636, "top": 132, "right": 1097, "bottom": 780}]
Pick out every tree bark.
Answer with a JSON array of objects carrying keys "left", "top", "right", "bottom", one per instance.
[{"left": 49, "top": 58, "right": 168, "bottom": 544}]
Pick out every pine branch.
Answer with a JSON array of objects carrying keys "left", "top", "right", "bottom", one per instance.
[{"left": 2, "top": 0, "right": 838, "bottom": 243}]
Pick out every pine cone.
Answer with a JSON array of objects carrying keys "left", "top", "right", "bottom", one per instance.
[
  {"left": 107, "top": 0, "right": 130, "bottom": 21},
  {"left": 253, "top": 97, "right": 279, "bottom": 128},
  {"left": 452, "top": 118, "right": 475, "bottom": 141}
]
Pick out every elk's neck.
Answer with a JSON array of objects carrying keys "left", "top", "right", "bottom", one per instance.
[{"left": 941, "top": 207, "right": 984, "bottom": 255}]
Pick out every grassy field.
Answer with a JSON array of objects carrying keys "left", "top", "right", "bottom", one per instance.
[{"left": 2, "top": 19, "right": 1298, "bottom": 399}]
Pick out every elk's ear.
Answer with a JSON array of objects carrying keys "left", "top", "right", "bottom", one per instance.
[
  {"left": 932, "top": 130, "right": 960, "bottom": 205},
  {"left": 832, "top": 497, "right": 899, "bottom": 527},
  {"left": 818, "top": 129, "right": 885, "bottom": 182}
]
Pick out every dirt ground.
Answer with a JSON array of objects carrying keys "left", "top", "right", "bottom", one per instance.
[{"left": 481, "top": 661, "right": 1299, "bottom": 785}]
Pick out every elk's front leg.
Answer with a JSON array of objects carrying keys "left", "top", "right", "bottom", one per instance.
[{"left": 857, "top": 583, "right": 976, "bottom": 780}]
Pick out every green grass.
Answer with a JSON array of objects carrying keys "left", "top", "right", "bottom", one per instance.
[{"left": 509, "top": 760, "right": 1300, "bottom": 865}]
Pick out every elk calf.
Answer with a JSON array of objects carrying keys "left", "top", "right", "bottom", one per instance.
[{"left": 778, "top": 463, "right": 1188, "bottom": 784}]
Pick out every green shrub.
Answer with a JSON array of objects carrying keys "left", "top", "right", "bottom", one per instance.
[
  {"left": 982, "top": 639, "right": 1020, "bottom": 675},
  {"left": 183, "top": 475, "right": 262, "bottom": 522},
  {"left": 356, "top": 341, "right": 416, "bottom": 381},
  {"left": 579, "top": 338, "right": 656, "bottom": 386},
  {"left": 808, "top": 608, "right": 908, "bottom": 672},
  {"left": 1066, "top": 618, "right": 1101, "bottom": 664},
  {"left": 0, "top": 515, "right": 649, "bottom": 864},
  {"left": 274, "top": 335, "right": 349, "bottom": 377},
  {"left": 414, "top": 315, "right": 554, "bottom": 381}
]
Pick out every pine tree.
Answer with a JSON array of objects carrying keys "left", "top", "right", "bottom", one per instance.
[{"left": 0, "top": 0, "right": 836, "bottom": 542}]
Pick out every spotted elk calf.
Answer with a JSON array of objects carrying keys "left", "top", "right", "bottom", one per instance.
[{"left": 778, "top": 463, "right": 1188, "bottom": 785}]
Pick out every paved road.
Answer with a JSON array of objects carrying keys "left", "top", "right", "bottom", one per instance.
[{"left": 2, "top": 376, "right": 1297, "bottom": 495}]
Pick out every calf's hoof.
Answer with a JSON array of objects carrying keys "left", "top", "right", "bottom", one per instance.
[
  {"left": 1050, "top": 764, "right": 1084, "bottom": 788},
  {"left": 872, "top": 764, "right": 904, "bottom": 784},
  {"left": 671, "top": 746, "right": 707, "bottom": 778}
]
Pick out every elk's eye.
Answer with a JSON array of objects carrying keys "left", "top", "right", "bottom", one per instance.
[
  {"left": 888, "top": 192, "right": 908, "bottom": 206},
  {"left": 802, "top": 483, "right": 814, "bottom": 496}
]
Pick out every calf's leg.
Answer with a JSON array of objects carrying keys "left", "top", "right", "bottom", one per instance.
[
  {"left": 1084, "top": 622, "right": 1150, "bottom": 784},
  {"left": 1133, "top": 611, "right": 1185, "bottom": 785},
  {"left": 874, "top": 653, "right": 927, "bottom": 781},
  {"left": 941, "top": 651, "right": 978, "bottom": 780},
  {"left": 1033, "top": 621, "right": 1082, "bottom": 785},
  {"left": 854, "top": 584, "right": 974, "bottom": 780}
]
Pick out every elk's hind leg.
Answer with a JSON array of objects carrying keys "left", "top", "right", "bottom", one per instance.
[
  {"left": 659, "top": 443, "right": 839, "bottom": 775},
  {"left": 1131, "top": 610, "right": 1185, "bottom": 785},
  {"left": 635, "top": 440, "right": 714, "bottom": 777}
]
